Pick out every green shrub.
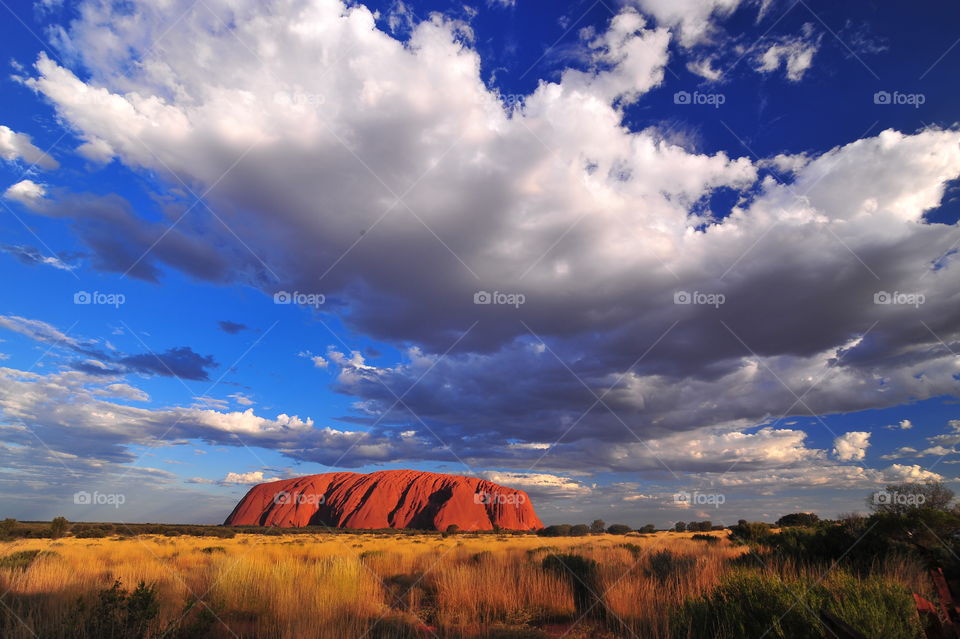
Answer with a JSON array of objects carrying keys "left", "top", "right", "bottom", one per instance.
[
  {"left": 690, "top": 533, "right": 718, "bottom": 543},
  {"left": 77, "top": 579, "right": 160, "bottom": 639},
  {"left": 672, "top": 569, "right": 922, "bottom": 639},
  {"left": 199, "top": 546, "right": 226, "bottom": 554},
  {"left": 0, "top": 549, "right": 57, "bottom": 570},
  {"left": 646, "top": 549, "right": 696, "bottom": 583},
  {"left": 606, "top": 524, "right": 632, "bottom": 535},
  {"left": 542, "top": 554, "right": 606, "bottom": 620}
]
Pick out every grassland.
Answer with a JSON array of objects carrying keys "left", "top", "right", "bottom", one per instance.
[{"left": 0, "top": 530, "right": 930, "bottom": 639}]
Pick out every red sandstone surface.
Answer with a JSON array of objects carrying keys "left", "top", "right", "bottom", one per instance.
[{"left": 223, "top": 469, "right": 544, "bottom": 531}]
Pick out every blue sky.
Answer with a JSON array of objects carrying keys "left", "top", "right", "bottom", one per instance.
[{"left": 0, "top": 0, "right": 959, "bottom": 527}]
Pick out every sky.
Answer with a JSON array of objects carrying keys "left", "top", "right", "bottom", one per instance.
[{"left": 0, "top": 0, "right": 958, "bottom": 528}]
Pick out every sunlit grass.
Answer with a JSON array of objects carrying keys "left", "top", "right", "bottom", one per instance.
[{"left": 0, "top": 531, "right": 927, "bottom": 638}]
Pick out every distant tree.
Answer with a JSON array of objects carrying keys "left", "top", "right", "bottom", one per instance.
[
  {"left": 729, "top": 521, "right": 771, "bottom": 543},
  {"left": 590, "top": 519, "right": 606, "bottom": 534},
  {"left": 776, "top": 512, "right": 821, "bottom": 527},
  {"left": 674, "top": 521, "right": 686, "bottom": 533},
  {"left": 445, "top": 524, "right": 460, "bottom": 534},
  {"left": 0, "top": 518, "right": 16, "bottom": 538},
  {"left": 606, "top": 524, "right": 632, "bottom": 535},
  {"left": 541, "top": 524, "right": 572, "bottom": 537},
  {"left": 570, "top": 524, "right": 590, "bottom": 536},
  {"left": 638, "top": 524, "right": 656, "bottom": 534},
  {"left": 50, "top": 516, "right": 69, "bottom": 539}
]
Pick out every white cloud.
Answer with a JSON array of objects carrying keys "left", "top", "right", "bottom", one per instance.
[
  {"left": 755, "top": 25, "right": 821, "bottom": 81},
  {"left": 884, "top": 419, "right": 913, "bottom": 430},
  {"left": 477, "top": 471, "right": 592, "bottom": 498},
  {"left": 3, "top": 179, "right": 47, "bottom": 206},
  {"left": 833, "top": 431, "right": 870, "bottom": 462},
  {"left": 0, "top": 125, "right": 58, "bottom": 169},
  {"left": 229, "top": 392, "right": 255, "bottom": 406},
  {"left": 223, "top": 470, "right": 277, "bottom": 485},
  {"left": 7, "top": 0, "right": 960, "bottom": 501},
  {"left": 631, "top": 0, "right": 742, "bottom": 47}
]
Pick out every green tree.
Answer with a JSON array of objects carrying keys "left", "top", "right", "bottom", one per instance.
[
  {"left": 606, "top": 524, "right": 632, "bottom": 535},
  {"left": 776, "top": 512, "right": 820, "bottom": 527},
  {"left": 569, "top": 524, "right": 590, "bottom": 536},
  {"left": 0, "top": 518, "right": 16, "bottom": 538},
  {"left": 674, "top": 521, "right": 687, "bottom": 533},
  {"left": 868, "top": 481, "right": 954, "bottom": 515},
  {"left": 590, "top": 519, "right": 606, "bottom": 534},
  {"left": 638, "top": 524, "right": 657, "bottom": 534},
  {"left": 50, "top": 516, "right": 69, "bottom": 539}
]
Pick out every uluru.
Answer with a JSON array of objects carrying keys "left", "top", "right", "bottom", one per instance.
[{"left": 223, "top": 469, "right": 544, "bottom": 531}]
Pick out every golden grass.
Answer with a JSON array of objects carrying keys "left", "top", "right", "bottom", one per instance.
[{"left": 0, "top": 531, "right": 927, "bottom": 639}]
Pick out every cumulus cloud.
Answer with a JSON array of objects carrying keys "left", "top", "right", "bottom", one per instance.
[
  {"left": 0, "top": 125, "right": 58, "bottom": 169},
  {"left": 223, "top": 470, "right": 277, "bottom": 485},
  {"left": 6, "top": 0, "right": 960, "bottom": 496},
  {"left": 630, "top": 0, "right": 742, "bottom": 47},
  {"left": 833, "top": 431, "right": 870, "bottom": 462},
  {"left": 4, "top": 179, "right": 47, "bottom": 206}
]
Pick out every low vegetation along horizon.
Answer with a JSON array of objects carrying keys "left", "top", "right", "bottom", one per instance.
[{"left": 2, "top": 481, "right": 957, "bottom": 638}]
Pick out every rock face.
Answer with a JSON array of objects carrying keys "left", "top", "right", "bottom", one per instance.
[{"left": 223, "top": 469, "right": 544, "bottom": 531}]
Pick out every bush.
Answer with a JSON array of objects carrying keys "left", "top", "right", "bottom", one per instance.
[
  {"left": 646, "top": 550, "right": 695, "bottom": 583},
  {"left": 0, "top": 518, "right": 17, "bottom": 539},
  {"left": 776, "top": 512, "right": 820, "bottom": 527},
  {"left": 690, "top": 533, "right": 718, "bottom": 543},
  {"left": 569, "top": 524, "right": 590, "bottom": 536},
  {"left": 638, "top": 524, "right": 656, "bottom": 534},
  {"left": 76, "top": 580, "right": 160, "bottom": 639},
  {"left": 672, "top": 569, "right": 923, "bottom": 639},
  {"left": 50, "top": 516, "right": 69, "bottom": 539},
  {"left": 606, "top": 524, "right": 632, "bottom": 535},
  {"left": 729, "top": 521, "right": 771, "bottom": 544},
  {"left": 0, "top": 549, "right": 57, "bottom": 570},
  {"left": 540, "top": 524, "right": 572, "bottom": 537},
  {"left": 542, "top": 554, "right": 606, "bottom": 620}
]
